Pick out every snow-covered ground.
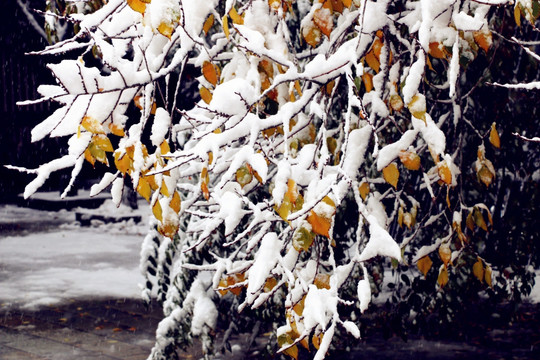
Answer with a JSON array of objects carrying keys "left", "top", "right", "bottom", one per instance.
[
  {"left": 0, "top": 200, "right": 539, "bottom": 311},
  {"left": 0, "top": 200, "right": 151, "bottom": 310}
]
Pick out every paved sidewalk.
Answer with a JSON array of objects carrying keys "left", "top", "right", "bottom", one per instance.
[{"left": 0, "top": 299, "right": 162, "bottom": 360}]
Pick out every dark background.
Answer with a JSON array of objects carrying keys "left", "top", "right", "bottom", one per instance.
[{"left": 0, "top": 0, "right": 69, "bottom": 203}]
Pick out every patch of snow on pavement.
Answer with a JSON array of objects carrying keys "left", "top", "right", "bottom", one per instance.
[{"left": 0, "top": 204, "right": 150, "bottom": 310}]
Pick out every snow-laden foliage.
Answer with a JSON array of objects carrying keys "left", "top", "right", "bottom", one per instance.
[{"left": 14, "top": 0, "right": 540, "bottom": 359}]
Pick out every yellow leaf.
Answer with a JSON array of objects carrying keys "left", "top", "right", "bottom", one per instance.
[
  {"left": 365, "top": 51, "right": 380, "bottom": 73},
  {"left": 314, "top": 273, "right": 331, "bottom": 289},
  {"left": 473, "top": 208, "right": 488, "bottom": 232},
  {"left": 84, "top": 148, "right": 96, "bottom": 166},
  {"left": 389, "top": 94, "right": 404, "bottom": 112},
  {"left": 202, "top": 61, "right": 219, "bottom": 87},
  {"left": 293, "top": 296, "right": 305, "bottom": 316},
  {"left": 408, "top": 94, "right": 426, "bottom": 122},
  {"left": 88, "top": 143, "right": 108, "bottom": 165},
  {"left": 514, "top": 5, "right": 521, "bottom": 27},
  {"left": 342, "top": 0, "right": 352, "bottom": 7},
  {"left": 292, "top": 227, "right": 314, "bottom": 252},
  {"left": 203, "top": 14, "right": 214, "bottom": 35},
  {"left": 217, "top": 278, "right": 229, "bottom": 296},
  {"left": 160, "top": 140, "right": 170, "bottom": 154},
  {"left": 114, "top": 151, "right": 131, "bottom": 175},
  {"left": 81, "top": 116, "right": 105, "bottom": 134},
  {"left": 236, "top": 164, "right": 253, "bottom": 188},
  {"left": 229, "top": 7, "right": 244, "bottom": 25},
  {"left": 223, "top": 15, "right": 230, "bottom": 39},
  {"left": 170, "top": 191, "right": 181, "bottom": 213},
  {"left": 152, "top": 200, "right": 163, "bottom": 222},
  {"left": 473, "top": 258, "right": 484, "bottom": 283},
  {"left": 382, "top": 163, "right": 399, "bottom": 189},
  {"left": 438, "top": 267, "right": 449, "bottom": 287},
  {"left": 200, "top": 86, "right": 213, "bottom": 104},
  {"left": 477, "top": 163, "right": 495, "bottom": 187},
  {"left": 157, "top": 22, "right": 174, "bottom": 39},
  {"left": 160, "top": 181, "right": 169, "bottom": 197},
  {"left": 399, "top": 150, "right": 421, "bottom": 171},
  {"left": 438, "top": 243, "right": 452, "bottom": 268},
  {"left": 485, "top": 265, "right": 493, "bottom": 287},
  {"left": 283, "top": 344, "right": 299, "bottom": 360},
  {"left": 359, "top": 181, "right": 370, "bottom": 200},
  {"left": 312, "top": 333, "right": 322, "bottom": 350},
  {"left": 93, "top": 135, "right": 114, "bottom": 152},
  {"left": 313, "top": 8, "right": 333, "bottom": 38},
  {"left": 466, "top": 211, "right": 475, "bottom": 231},
  {"left": 276, "top": 201, "right": 293, "bottom": 222},
  {"left": 137, "top": 178, "right": 152, "bottom": 202},
  {"left": 489, "top": 122, "right": 500, "bottom": 148},
  {"left": 126, "top": 0, "right": 146, "bottom": 14},
  {"left": 264, "top": 277, "right": 278, "bottom": 292},
  {"left": 417, "top": 255, "right": 433, "bottom": 278}
]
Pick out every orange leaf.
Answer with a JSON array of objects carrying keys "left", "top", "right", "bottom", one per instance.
[
  {"left": 202, "top": 61, "right": 219, "bottom": 86},
  {"left": 362, "top": 73, "right": 373, "bottom": 92},
  {"left": 342, "top": 0, "right": 352, "bottom": 7},
  {"left": 399, "top": 150, "right": 421, "bottom": 171},
  {"left": 429, "top": 42, "right": 448, "bottom": 59},
  {"left": 313, "top": 8, "right": 333, "bottom": 38},
  {"left": 307, "top": 210, "right": 331, "bottom": 238},
  {"left": 108, "top": 123, "right": 125, "bottom": 137},
  {"left": 473, "top": 30, "right": 492, "bottom": 53},
  {"left": 365, "top": 51, "right": 380, "bottom": 73},
  {"left": 489, "top": 122, "right": 500, "bottom": 148},
  {"left": 303, "top": 23, "right": 321, "bottom": 47},
  {"left": 417, "top": 255, "right": 433, "bottom": 278},
  {"left": 382, "top": 163, "right": 399, "bottom": 189}
]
